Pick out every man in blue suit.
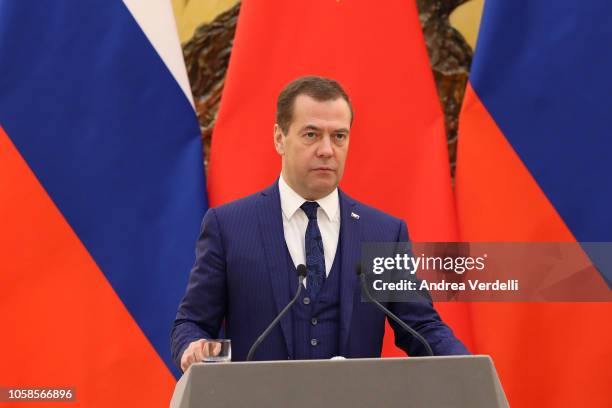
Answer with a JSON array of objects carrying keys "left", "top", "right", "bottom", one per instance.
[{"left": 172, "top": 76, "right": 468, "bottom": 372}]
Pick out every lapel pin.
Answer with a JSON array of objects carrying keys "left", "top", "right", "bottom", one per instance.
[{"left": 351, "top": 212, "right": 360, "bottom": 220}]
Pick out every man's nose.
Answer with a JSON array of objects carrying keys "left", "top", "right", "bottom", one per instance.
[{"left": 316, "top": 134, "right": 334, "bottom": 157}]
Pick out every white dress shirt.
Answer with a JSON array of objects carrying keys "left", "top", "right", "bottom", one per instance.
[{"left": 278, "top": 175, "right": 340, "bottom": 285}]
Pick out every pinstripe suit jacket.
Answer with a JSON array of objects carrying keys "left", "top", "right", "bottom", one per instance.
[{"left": 171, "top": 182, "right": 468, "bottom": 368}]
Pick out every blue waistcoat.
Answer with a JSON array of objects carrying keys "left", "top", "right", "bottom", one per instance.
[{"left": 287, "top": 241, "right": 342, "bottom": 360}]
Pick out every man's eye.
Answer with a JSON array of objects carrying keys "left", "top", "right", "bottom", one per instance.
[
  {"left": 305, "top": 132, "right": 316, "bottom": 138},
  {"left": 335, "top": 133, "right": 347, "bottom": 140}
]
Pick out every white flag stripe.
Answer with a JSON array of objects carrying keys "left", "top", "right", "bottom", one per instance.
[{"left": 122, "top": 0, "right": 195, "bottom": 109}]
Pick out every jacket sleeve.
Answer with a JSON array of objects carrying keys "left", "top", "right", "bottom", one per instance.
[
  {"left": 170, "top": 207, "right": 227, "bottom": 369},
  {"left": 387, "top": 219, "right": 470, "bottom": 356}
]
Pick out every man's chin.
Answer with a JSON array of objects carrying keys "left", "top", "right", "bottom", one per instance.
[{"left": 306, "top": 181, "right": 337, "bottom": 199}]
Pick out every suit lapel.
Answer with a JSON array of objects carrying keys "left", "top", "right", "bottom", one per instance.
[
  {"left": 256, "top": 181, "right": 294, "bottom": 355},
  {"left": 338, "top": 190, "right": 361, "bottom": 355}
]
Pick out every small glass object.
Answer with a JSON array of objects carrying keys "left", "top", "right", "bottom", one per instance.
[{"left": 201, "top": 339, "right": 231, "bottom": 362}]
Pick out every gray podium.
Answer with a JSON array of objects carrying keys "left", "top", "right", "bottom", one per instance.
[{"left": 170, "top": 355, "right": 508, "bottom": 408}]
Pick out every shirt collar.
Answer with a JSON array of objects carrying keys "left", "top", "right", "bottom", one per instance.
[{"left": 278, "top": 174, "right": 339, "bottom": 222}]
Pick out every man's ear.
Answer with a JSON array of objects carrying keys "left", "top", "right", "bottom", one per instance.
[{"left": 274, "top": 124, "right": 285, "bottom": 155}]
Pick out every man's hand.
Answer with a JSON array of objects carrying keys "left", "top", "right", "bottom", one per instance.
[{"left": 180, "top": 339, "right": 222, "bottom": 372}]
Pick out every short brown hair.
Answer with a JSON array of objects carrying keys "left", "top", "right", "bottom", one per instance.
[{"left": 276, "top": 76, "right": 353, "bottom": 134}]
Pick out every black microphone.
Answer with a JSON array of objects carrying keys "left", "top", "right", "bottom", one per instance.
[
  {"left": 356, "top": 265, "right": 434, "bottom": 356},
  {"left": 246, "top": 264, "right": 308, "bottom": 361}
]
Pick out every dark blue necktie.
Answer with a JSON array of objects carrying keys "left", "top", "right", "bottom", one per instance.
[{"left": 300, "top": 201, "right": 326, "bottom": 300}]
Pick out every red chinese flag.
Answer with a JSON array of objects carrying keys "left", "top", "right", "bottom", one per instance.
[{"left": 209, "top": 0, "right": 473, "bottom": 355}]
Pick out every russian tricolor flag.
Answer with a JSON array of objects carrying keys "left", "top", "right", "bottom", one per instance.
[
  {"left": 0, "top": 0, "right": 205, "bottom": 405},
  {"left": 456, "top": 1, "right": 612, "bottom": 406}
]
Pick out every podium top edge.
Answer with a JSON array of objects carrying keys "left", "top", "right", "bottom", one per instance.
[{"left": 189, "top": 355, "right": 492, "bottom": 370}]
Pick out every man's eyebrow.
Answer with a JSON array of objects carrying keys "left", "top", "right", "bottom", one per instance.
[
  {"left": 298, "top": 125, "right": 350, "bottom": 133},
  {"left": 299, "top": 124, "right": 322, "bottom": 132}
]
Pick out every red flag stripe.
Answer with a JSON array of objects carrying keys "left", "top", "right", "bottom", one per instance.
[{"left": 0, "top": 127, "right": 175, "bottom": 406}]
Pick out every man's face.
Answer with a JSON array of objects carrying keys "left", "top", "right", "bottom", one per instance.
[{"left": 274, "top": 94, "right": 351, "bottom": 200}]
